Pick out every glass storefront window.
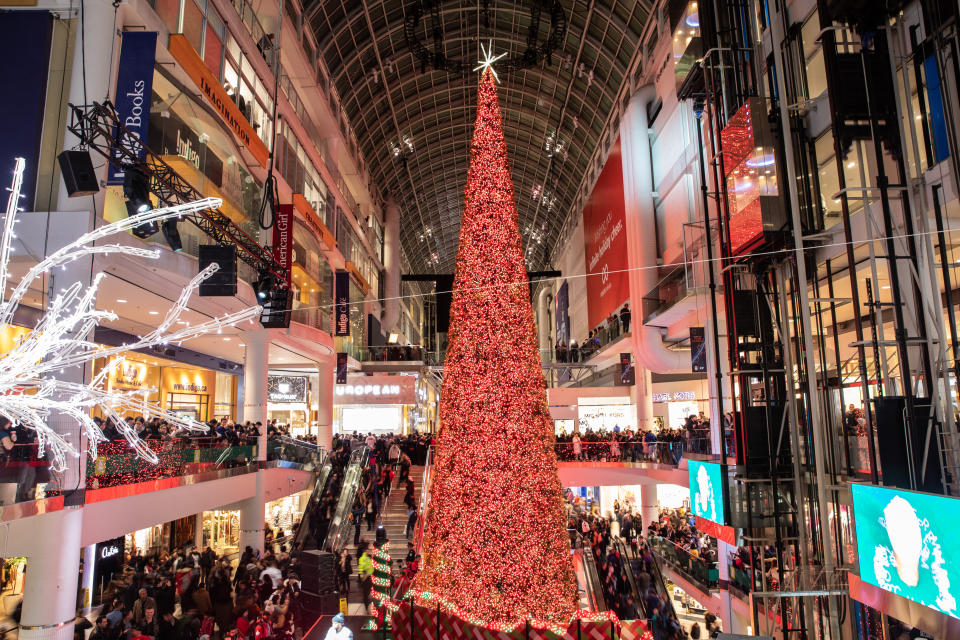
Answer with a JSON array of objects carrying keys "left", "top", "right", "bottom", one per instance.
[{"left": 182, "top": 0, "right": 204, "bottom": 53}]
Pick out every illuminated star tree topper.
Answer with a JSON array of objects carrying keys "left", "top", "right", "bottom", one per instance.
[{"left": 473, "top": 40, "right": 507, "bottom": 83}]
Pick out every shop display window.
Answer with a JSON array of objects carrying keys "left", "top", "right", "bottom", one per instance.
[{"left": 166, "top": 392, "right": 209, "bottom": 421}]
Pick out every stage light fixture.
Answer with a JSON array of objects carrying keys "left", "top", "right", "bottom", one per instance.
[
  {"left": 122, "top": 164, "right": 159, "bottom": 238},
  {"left": 162, "top": 218, "right": 183, "bottom": 252}
]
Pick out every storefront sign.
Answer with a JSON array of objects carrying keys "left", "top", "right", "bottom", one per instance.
[
  {"left": 108, "top": 31, "right": 157, "bottom": 185},
  {"left": 100, "top": 544, "right": 121, "bottom": 559},
  {"left": 268, "top": 375, "right": 307, "bottom": 403},
  {"left": 149, "top": 111, "right": 224, "bottom": 187},
  {"left": 690, "top": 326, "right": 707, "bottom": 373},
  {"left": 335, "top": 375, "right": 415, "bottom": 405},
  {"left": 336, "top": 352, "right": 348, "bottom": 384},
  {"left": 334, "top": 270, "right": 350, "bottom": 336},
  {"left": 583, "top": 140, "right": 629, "bottom": 329},
  {"left": 653, "top": 391, "right": 697, "bottom": 402},
  {"left": 167, "top": 35, "right": 270, "bottom": 168},
  {"left": 273, "top": 204, "right": 293, "bottom": 288}
]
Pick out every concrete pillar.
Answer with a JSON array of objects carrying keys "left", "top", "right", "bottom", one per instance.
[
  {"left": 194, "top": 513, "right": 204, "bottom": 550},
  {"left": 717, "top": 539, "right": 737, "bottom": 633},
  {"left": 20, "top": 510, "right": 83, "bottom": 640},
  {"left": 636, "top": 367, "right": 654, "bottom": 430},
  {"left": 316, "top": 355, "right": 335, "bottom": 449},
  {"left": 242, "top": 328, "right": 270, "bottom": 459},
  {"left": 381, "top": 197, "right": 401, "bottom": 334},
  {"left": 239, "top": 330, "right": 268, "bottom": 553},
  {"left": 639, "top": 483, "right": 660, "bottom": 533},
  {"left": 58, "top": 0, "right": 118, "bottom": 213}
]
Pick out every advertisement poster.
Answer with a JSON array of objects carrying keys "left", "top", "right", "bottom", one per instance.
[
  {"left": 335, "top": 352, "right": 348, "bottom": 384},
  {"left": 273, "top": 204, "right": 293, "bottom": 288},
  {"left": 690, "top": 326, "right": 707, "bottom": 373},
  {"left": 851, "top": 483, "right": 959, "bottom": 618},
  {"left": 618, "top": 352, "right": 635, "bottom": 386},
  {"left": 267, "top": 375, "right": 307, "bottom": 403},
  {"left": 555, "top": 280, "right": 570, "bottom": 348},
  {"left": 688, "top": 460, "right": 727, "bottom": 526},
  {"left": 583, "top": 140, "right": 629, "bottom": 330},
  {"left": 108, "top": 31, "right": 158, "bottom": 185},
  {"left": 334, "top": 270, "right": 350, "bottom": 337}
]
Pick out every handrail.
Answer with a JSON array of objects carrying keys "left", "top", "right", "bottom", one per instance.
[
  {"left": 571, "top": 532, "right": 606, "bottom": 612},
  {"left": 323, "top": 446, "right": 370, "bottom": 552},
  {"left": 291, "top": 452, "right": 335, "bottom": 554},
  {"left": 648, "top": 535, "right": 719, "bottom": 591},
  {"left": 614, "top": 540, "right": 649, "bottom": 619},
  {"left": 393, "top": 448, "right": 434, "bottom": 600},
  {"left": 645, "top": 538, "right": 679, "bottom": 620}
]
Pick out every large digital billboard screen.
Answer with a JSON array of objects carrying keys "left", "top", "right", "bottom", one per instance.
[
  {"left": 688, "top": 460, "right": 727, "bottom": 526},
  {"left": 851, "top": 483, "right": 959, "bottom": 619}
]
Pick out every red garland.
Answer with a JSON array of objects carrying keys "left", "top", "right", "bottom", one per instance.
[{"left": 411, "top": 68, "right": 579, "bottom": 627}]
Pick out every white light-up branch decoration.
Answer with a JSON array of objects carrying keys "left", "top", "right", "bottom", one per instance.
[{"left": 0, "top": 158, "right": 262, "bottom": 471}]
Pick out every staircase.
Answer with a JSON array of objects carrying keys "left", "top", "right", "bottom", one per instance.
[{"left": 341, "top": 465, "right": 425, "bottom": 614}]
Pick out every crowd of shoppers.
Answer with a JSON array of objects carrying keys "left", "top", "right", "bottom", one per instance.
[
  {"left": 555, "top": 428, "right": 688, "bottom": 463},
  {"left": 554, "top": 305, "right": 632, "bottom": 363},
  {"left": 83, "top": 542, "right": 301, "bottom": 640}
]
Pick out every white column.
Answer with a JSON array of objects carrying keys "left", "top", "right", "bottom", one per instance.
[
  {"left": 239, "top": 329, "right": 269, "bottom": 553},
  {"left": 58, "top": 0, "right": 118, "bottom": 213},
  {"left": 716, "top": 539, "right": 736, "bottom": 633},
  {"left": 639, "top": 483, "right": 659, "bottom": 533},
  {"left": 636, "top": 367, "right": 653, "bottom": 430},
  {"left": 20, "top": 510, "right": 83, "bottom": 640},
  {"left": 194, "top": 513, "right": 204, "bottom": 550},
  {"left": 242, "top": 328, "right": 270, "bottom": 459},
  {"left": 316, "top": 356, "right": 335, "bottom": 449}
]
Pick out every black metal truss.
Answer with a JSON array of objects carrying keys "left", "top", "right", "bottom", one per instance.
[{"left": 66, "top": 101, "right": 285, "bottom": 280}]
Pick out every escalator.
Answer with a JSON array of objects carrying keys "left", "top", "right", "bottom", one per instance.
[
  {"left": 570, "top": 533, "right": 607, "bottom": 612},
  {"left": 322, "top": 446, "right": 370, "bottom": 552},
  {"left": 614, "top": 540, "right": 649, "bottom": 619},
  {"left": 290, "top": 449, "right": 336, "bottom": 554}
]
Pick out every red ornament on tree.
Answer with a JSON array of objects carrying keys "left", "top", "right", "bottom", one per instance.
[{"left": 411, "top": 66, "right": 578, "bottom": 629}]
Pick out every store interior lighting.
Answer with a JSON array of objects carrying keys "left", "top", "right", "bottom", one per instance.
[{"left": 387, "top": 332, "right": 399, "bottom": 344}]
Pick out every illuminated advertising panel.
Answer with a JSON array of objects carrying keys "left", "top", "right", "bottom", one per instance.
[
  {"left": 583, "top": 140, "right": 629, "bottom": 329},
  {"left": 688, "top": 460, "right": 727, "bottom": 526},
  {"left": 851, "top": 483, "right": 959, "bottom": 618}
]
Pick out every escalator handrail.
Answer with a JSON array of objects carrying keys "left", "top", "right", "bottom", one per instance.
[
  {"left": 614, "top": 540, "right": 649, "bottom": 619},
  {"left": 572, "top": 532, "right": 607, "bottom": 612},
  {"left": 323, "top": 446, "right": 370, "bottom": 552},
  {"left": 291, "top": 450, "right": 334, "bottom": 553},
  {"left": 644, "top": 536, "right": 679, "bottom": 620}
]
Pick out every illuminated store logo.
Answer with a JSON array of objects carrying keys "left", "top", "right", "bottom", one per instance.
[
  {"left": 100, "top": 545, "right": 120, "bottom": 559},
  {"left": 653, "top": 391, "right": 697, "bottom": 402},
  {"left": 336, "top": 384, "right": 401, "bottom": 397},
  {"left": 268, "top": 375, "right": 307, "bottom": 403}
]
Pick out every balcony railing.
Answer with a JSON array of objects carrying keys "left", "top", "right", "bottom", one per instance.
[
  {"left": 641, "top": 264, "right": 689, "bottom": 325},
  {"left": 86, "top": 438, "right": 258, "bottom": 489},
  {"left": 648, "top": 535, "right": 719, "bottom": 592},
  {"left": 554, "top": 441, "right": 686, "bottom": 465}
]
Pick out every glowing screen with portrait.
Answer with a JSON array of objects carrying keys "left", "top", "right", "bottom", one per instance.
[
  {"left": 851, "top": 483, "right": 959, "bottom": 619},
  {"left": 687, "top": 460, "right": 728, "bottom": 526}
]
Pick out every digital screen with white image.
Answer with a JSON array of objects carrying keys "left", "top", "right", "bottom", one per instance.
[
  {"left": 687, "top": 460, "right": 727, "bottom": 526},
  {"left": 851, "top": 483, "right": 959, "bottom": 619}
]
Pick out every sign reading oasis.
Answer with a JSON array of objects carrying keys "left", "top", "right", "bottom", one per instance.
[
  {"left": 688, "top": 460, "right": 728, "bottom": 526},
  {"left": 851, "top": 484, "right": 960, "bottom": 619},
  {"left": 268, "top": 375, "right": 308, "bottom": 403}
]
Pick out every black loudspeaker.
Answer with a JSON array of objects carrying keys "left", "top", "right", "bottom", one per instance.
[
  {"left": 298, "top": 591, "right": 340, "bottom": 616},
  {"left": 57, "top": 150, "right": 99, "bottom": 197},
  {"left": 872, "top": 396, "right": 941, "bottom": 493},
  {"left": 198, "top": 245, "right": 237, "bottom": 296},
  {"left": 736, "top": 405, "right": 789, "bottom": 478},
  {"left": 298, "top": 550, "right": 336, "bottom": 594}
]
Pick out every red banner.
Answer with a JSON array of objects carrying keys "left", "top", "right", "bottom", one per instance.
[
  {"left": 695, "top": 515, "right": 736, "bottom": 546},
  {"left": 272, "top": 204, "right": 293, "bottom": 287},
  {"left": 583, "top": 140, "right": 629, "bottom": 330}
]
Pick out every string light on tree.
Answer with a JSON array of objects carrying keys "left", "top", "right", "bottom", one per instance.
[
  {"left": 406, "top": 68, "right": 586, "bottom": 631},
  {"left": 0, "top": 158, "right": 261, "bottom": 471},
  {"left": 367, "top": 539, "right": 394, "bottom": 629}
]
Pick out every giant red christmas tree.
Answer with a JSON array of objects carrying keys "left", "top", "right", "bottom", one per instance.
[{"left": 411, "top": 67, "right": 578, "bottom": 629}]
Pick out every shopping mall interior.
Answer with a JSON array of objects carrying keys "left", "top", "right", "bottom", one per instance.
[{"left": 0, "top": 0, "right": 957, "bottom": 639}]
